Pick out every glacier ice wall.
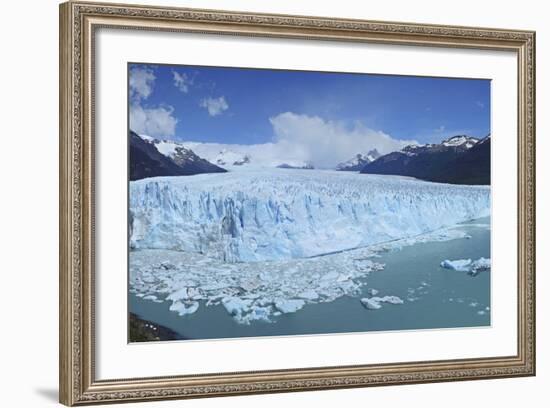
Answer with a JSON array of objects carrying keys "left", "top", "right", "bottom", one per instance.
[{"left": 129, "top": 169, "right": 490, "bottom": 262}]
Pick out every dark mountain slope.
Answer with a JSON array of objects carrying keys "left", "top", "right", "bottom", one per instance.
[
  {"left": 129, "top": 130, "right": 226, "bottom": 181},
  {"left": 360, "top": 135, "right": 490, "bottom": 185},
  {"left": 439, "top": 136, "right": 490, "bottom": 185}
]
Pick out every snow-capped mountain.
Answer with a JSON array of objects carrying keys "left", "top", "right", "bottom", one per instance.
[
  {"left": 442, "top": 135, "right": 479, "bottom": 149},
  {"left": 209, "top": 149, "right": 251, "bottom": 167},
  {"left": 477, "top": 134, "right": 491, "bottom": 145},
  {"left": 129, "top": 131, "right": 226, "bottom": 181},
  {"left": 336, "top": 149, "right": 381, "bottom": 171},
  {"left": 164, "top": 140, "right": 314, "bottom": 170},
  {"left": 130, "top": 169, "right": 490, "bottom": 262},
  {"left": 277, "top": 162, "right": 314, "bottom": 170},
  {"left": 232, "top": 155, "right": 251, "bottom": 166},
  {"left": 398, "top": 135, "right": 479, "bottom": 157},
  {"left": 361, "top": 134, "right": 490, "bottom": 185}
]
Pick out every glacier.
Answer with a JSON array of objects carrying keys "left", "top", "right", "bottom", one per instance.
[{"left": 129, "top": 169, "right": 490, "bottom": 263}]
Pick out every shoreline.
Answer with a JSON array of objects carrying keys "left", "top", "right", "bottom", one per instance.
[{"left": 129, "top": 312, "right": 186, "bottom": 342}]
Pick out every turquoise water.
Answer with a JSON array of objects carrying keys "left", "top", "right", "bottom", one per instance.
[{"left": 129, "top": 217, "right": 490, "bottom": 341}]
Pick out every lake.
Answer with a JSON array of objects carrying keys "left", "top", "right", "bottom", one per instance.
[{"left": 129, "top": 217, "right": 490, "bottom": 341}]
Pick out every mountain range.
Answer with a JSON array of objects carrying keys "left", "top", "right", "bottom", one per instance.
[
  {"left": 360, "top": 135, "right": 490, "bottom": 185},
  {"left": 336, "top": 149, "right": 381, "bottom": 171},
  {"left": 129, "top": 130, "right": 226, "bottom": 181},
  {"left": 130, "top": 130, "right": 490, "bottom": 185},
  {"left": 181, "top": 142, "right": 314, "bottom": 170}
]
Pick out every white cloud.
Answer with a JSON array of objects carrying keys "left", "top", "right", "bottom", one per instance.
[
  {"left": 172, "top": 70, "right": 193, "bottom": 93},
  {"left": 269, "top": 112, "right": 416, "bottom": 169},
  {"left": 476, "top": 101, "right": 485, "bottom": 109},
  {"left": 130, "top": 104, "right": 178, "bottom": 138},
  {"left": 128, "top": 66, "right": 179, "bottom": 138},
  {"left": 200, "top": 96, "right": 229, "bottom": 117},
  {"left": 181, "top": 113, "right": 417, "bottom": 169},
  {"left": 435, "top": 125, "right": 446, "bottom": 133},
  {"left": 129, "top": 67, "right": 156, "bottom": 101}
]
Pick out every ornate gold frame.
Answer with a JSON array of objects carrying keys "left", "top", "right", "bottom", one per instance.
[{"left": 59, "top": 1, "right": 536, "bottom": 405}]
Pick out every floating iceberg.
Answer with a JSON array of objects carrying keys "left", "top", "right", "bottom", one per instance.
[
  {"left": 169, "top": 300, "right": 199, "bottom": 316},
  {"left": 361, "top": 298, "right": 382, "bottom": 310},
  {"left": 130, "top": 169, "right": 490, "bottom": 263},
  {"left": 440, "top": 257, "right": 491, "bottom": 275},
  {"left": 275, "top": 299, "right": 306, "bottom": 313},
  {"left": 361, "top": 295, "right": 404, "bottom": 310},
  {"left": 222, "top": 297, "right": 252, "bottom": 317},
  {"left": 440, "top": 259, "right": 473, "bottom": 272},
  {"left": 297, "top": 290, "right": 319, "bottom": 300},
  {"left": 470, "top": 257, "right": 491, "bottom": 275},
  {"left": 142, "top": 294, "right": 158, "bottom": 301},
  {"left": 130, "top": 246, "right": 382, "bottom": 324}
]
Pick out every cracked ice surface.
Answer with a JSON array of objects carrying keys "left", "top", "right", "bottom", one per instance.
[{"left": 129, "top": 170, "right": 490, "bottom": 263}]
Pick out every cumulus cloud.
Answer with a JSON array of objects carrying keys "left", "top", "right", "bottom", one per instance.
[
  {"left": 129, "top": 67, "right": 156, "bottom": 101},
  {"left": 200, "top": 96, "right": 229, "bottom": 117},
  {"left": 172, "top": 70, "right": 193, "bottom": 93},
  {"left": 182, "top": 112, "right": 416, "bottom": 169},
  {"left": 130, "top": 104, "right": 178, "bottom": 138},
  {"left": 269, "top": 112, "right": 416, "bottom": 169},
  {"left": 128, "top": 66, "right": 179, "bottom": 138}
]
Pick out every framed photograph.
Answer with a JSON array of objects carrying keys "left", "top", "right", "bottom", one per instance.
[{"left": 59, "top": 1, "right": 536, "bottom": 405}]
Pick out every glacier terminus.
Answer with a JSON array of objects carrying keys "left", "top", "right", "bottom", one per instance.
[
  {"left": 130, "top": 169, "right": 490, "bottom": 263},
  {"left": 129, "top": 168, "right": 491, "bottom": 331}
]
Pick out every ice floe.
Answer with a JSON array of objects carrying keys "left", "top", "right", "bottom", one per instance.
[
  {"left": 470, "top": 257, "right": 491, "bottom": 276},
  {"left": 297, "top": 290, "right": 319, "bottom": 300},
  {"left": 275, "top": 299, "right": 306, "bottom": 313},
  {"left": 440, "top": 259, "right": 473, "bottom": 272},
  {"left": 222, "top": 297, "right": 252, "bottom": 317},
  {"left": 361, "top": 295, "right": 404, "bottom": 310},
  {"left": 440, "top": 257, "right": 491, "bottom": 275},
  {"left": 130, "top": 246, "right": 384, "bottom": 324},
  {"left": 360, "top": 297, "right": 382, "bottom": 310},
  {"left": 169, "top": 300, "right": 199, "bottom": 316}
]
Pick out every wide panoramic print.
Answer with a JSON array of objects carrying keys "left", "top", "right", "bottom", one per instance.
[{"left": 128, "top": 63, "right": 491, "bottom": 342}]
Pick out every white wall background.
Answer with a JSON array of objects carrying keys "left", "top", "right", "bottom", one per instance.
[{"left": 0, "top": 0, "right": 546, "bottom": 407}]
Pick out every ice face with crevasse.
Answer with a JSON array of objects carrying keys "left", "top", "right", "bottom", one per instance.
[
  {"left": 129, "top": 169, "right": 490, "bottom": 325},
  {"left": 129, "top": 169, "right": 490, "bottom": 263}
]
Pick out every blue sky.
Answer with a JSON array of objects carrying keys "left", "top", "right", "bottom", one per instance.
[{"left": 129, "top": 62, "right": 490, "bottom": 148}]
